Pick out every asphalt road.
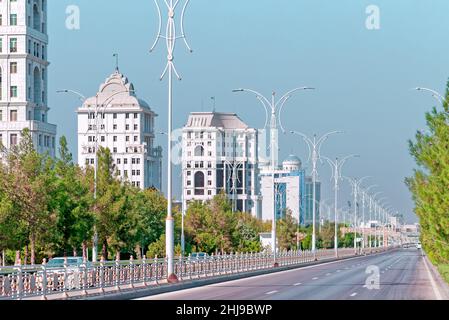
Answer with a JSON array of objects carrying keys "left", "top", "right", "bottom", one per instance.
[{"left": 138, "top": 248, "right": 449, "bottom": 300}]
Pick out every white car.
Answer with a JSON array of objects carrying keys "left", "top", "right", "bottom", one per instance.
[{"left": 416, "top": 243, "right": 422, "bottom": 249}]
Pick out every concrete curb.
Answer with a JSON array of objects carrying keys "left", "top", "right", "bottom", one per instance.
[
  {"left": 81, "top": 250, "right": 393, "bottom": 300},
  {"left": 423, "top": 253, "right": 449, "bottom": 300}
]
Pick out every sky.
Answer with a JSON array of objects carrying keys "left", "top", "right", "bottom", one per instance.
[{"left": 47, "top": 0, "right": 449, "bottom": 224}]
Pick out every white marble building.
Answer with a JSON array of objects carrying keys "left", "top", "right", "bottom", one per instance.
[
  {"left": 181, "top": 112, "right": 261, "bottom": 217},
  {"left": 77, "top": 70, "right": 162, "bottom": 190},
  {"left": 0, "top": 0, "right": 56, "bottom": 156}
]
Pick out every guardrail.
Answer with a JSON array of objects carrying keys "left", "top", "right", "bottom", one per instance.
[{"left": 0, "top": 247, "right": 392, "bottom": 300}]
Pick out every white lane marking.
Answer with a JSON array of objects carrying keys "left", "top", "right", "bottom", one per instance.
[
  {"left": 326, "top": 273, "right": 332, "bottom": 276},
  {"left": 312, "top": 277, "right": 319, "bottom": 280},
  {"left": 266, "top": 290, "right": 278, "bottom": 295},
  {"left": 350, "top": 292, "right": 358, "bottom": 297},
  {"left": 139, "top": 249, "right": 397, "bottom": 300},
  {"left": 422, "top": 255, "right": 443, "bottom": 300},
  {"left": 293, "top": 282, "right": 302, "bottom": 286}
]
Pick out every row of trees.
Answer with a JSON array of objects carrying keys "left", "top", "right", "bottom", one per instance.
[
  {"left": 407, "top": 81, "right": 449, "bottom": 265},
  {"left": 0, "top": 129, "right": 167, "bottom": 265}
]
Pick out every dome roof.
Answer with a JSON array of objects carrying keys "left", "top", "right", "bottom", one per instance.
[
  {"left": 82, "top": 70, "right": 152, "bottom": 111},
  {"left": 283, "top": 154, "right": 302, "bottom": 165}
]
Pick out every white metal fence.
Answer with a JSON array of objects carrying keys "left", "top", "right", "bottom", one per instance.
[{"left": 0, "top": 247, "right": 390, "bottom": 300}]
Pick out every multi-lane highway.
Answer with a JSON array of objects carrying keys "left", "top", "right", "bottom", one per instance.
[{"left": 138, "top": 248, "right": 449, "bottom": 300}]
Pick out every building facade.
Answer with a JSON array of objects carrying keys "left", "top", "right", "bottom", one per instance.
[
  {"left": 302, "top": 176, "right": 321, "bottom": 226},
  {"left": 260, "top": 155, "right": 306, "bottom": 223},
  {"left": 77, "top": 70, "right": 162, "bottom": 190},
  {"left": 0, "top": 0, "right": 56, "bottom": 156},
  {"left": 181, "top": 112, "right": 261, "bottom": 217}
]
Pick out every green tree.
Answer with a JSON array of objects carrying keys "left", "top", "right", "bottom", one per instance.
[
  {"left": 406, "top": 80, "right": 449, "bottom": 264},
  {"left": 0, "top": 129, "right": 58, "bottom": 264},
  {"left": 277, "top": 209, "right": 298, "bottom": 251},
  {"left": 53, "top": 136, "right": 94, "bottom": 258}
]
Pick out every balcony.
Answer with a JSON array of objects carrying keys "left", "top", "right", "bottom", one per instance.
[{"left": 0, "top": 121, "right": 56, "bottom": 135}]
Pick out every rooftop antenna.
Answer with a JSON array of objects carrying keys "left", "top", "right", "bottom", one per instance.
[
  {"left": 211, "top": 96, "right": 216, "bottom": 112},
  {"left": 150, "top": 0, "right": 193, "bottom": 284},
  {"left": 113, "top": 53, "right": 119, "bottom": 72}
]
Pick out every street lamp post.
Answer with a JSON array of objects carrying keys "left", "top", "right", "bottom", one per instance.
[
  {"left": 323, "top": 155, "right": 359, "bottom": 258},
  {"left": 414, "top": 87, "right": 449, "bottom": 109},
  {"left": 370, "top": 192, "right": 383, "bottom": 248},
  {"left": 291, "top": 131, "right": 344, "bottom": 256},
  {"left": 360, "top": 185, "right": 378, "bottom": 251},
  {"left": 232, "top": 87, "right": 314, "bottom": 267},
  {"left": 376, "top": 198, "right": 389, "bottom": 248},
  {"left": 344, "top": 176, "right": 371, "bottom": 254},
  {"left": 150, "top": 0, "right": 193, "bottom": 283}
]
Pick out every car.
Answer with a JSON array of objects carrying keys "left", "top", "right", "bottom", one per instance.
[
  {"left": 44, "top": 257, "right": 92, "bottom": 290},
  {"left": 190, "top": 253, "right": 209, "bottom": 260},
  {"left": 416, "top": 243, "right": 422, "bottom": 250}
]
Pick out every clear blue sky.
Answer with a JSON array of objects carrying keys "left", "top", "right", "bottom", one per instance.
[{"left": 48, "top": 0, "right": 449, "bottom": 223}]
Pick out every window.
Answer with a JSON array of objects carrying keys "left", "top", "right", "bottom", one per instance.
[
  {"left": 113, "top": 113, "right": 117, "bottom": 119},
  {"left": 10, "top": 38, "right": 17, "bottom": 53},
  {"left": 10, "top": 110, "right": 17, "bottom": 121},
  {"left": 101, "top": 136, "right": 105, "bottom": 142},
  {"left": 126, "top": 124, "right": 130, "bottom": 130},
  {"left": 132, "top": 158, "right": 136, "bottom": 164},
  {"left": 126, "top": 113, "right": 130, "bottom": 119},
  {"left": 10, "top": 14, "right": 17, "bottom": 26},
  {"left": 126, "top": 136, "right": 130, "bottom": 142},
  {"left": 113, "top": 136, "right": 117, "bottom": 142},
  {"left": 134, "top": 136, "right": 138, "bottom": 142},
  {"left": 124, "top": 158, "right": 128, "bottom": 164},
  {"left": 194, "top": 172, "right": 205, "bottom": 195},
  {"left": 134, "top": 124, "right": 138, "bottom": 130},
  {"left": 0, "top": 110, "right": 2, "bottom": 121},
  {"left": 134, "top": 113, "right": 138, "bottom": 119},
  {"left": 0, "top": 39, "right": 2, "bottom": 53},
  {"left": 10, "top": 62, "right": 17, "bottom": 73},
  {"left": 113, "top": 147, "right": 117, "bottom": 153},
  {"left": 10, "top": 86, "right": 18, "bottom": 98},
  {"left": 117, "top": 158, "right": 121, "bottom": 165},
  {"left": 113, "top": 124, "right": 117, "bottom": 130},
  {"left": 10, "top": 134, "right": 18, "bottom": 146}
]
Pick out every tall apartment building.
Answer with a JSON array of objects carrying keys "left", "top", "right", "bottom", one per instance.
[
  {"left": 0, "top": 0, "right": 56, "bottom": 156},
  {"left": 181, "top": 112, "right": 261, "bottom": 217},
  {"left": 77, "top": 70, "right": 162, "bottom": 190}
]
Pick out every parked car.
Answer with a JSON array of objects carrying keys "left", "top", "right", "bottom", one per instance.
[
  {"left": 416, "top": 243, "right": 422, "bottom": 250},
  {"left": 190, "top": 253, "right": 209, "bottom": 260},
  {"left": 44, "top": 257, "right": 92, "bottom": 290}
]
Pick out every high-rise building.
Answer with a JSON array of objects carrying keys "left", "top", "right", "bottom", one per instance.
[
  {"left": 260, "top": 155, "right": 306, "bottom": 223},
  {"left": 77, "top": 70, "right": 162, "bottom": 190},
  {"left": 0, "top": 0, "right": 56, "bottom": 156},
  {"left": 181, "top": 112, "right": 261, "bottom": 217},
  {"left": 302, "top": 176, "right": 321, "bottom": 226}
]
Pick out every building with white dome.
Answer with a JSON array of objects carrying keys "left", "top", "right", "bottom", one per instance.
[
  {"left": 77, "top": 69, "right": 162, "bottom": 190},
  {"left": 261, "top": 155, "right": 306, "bottom": 223}
]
